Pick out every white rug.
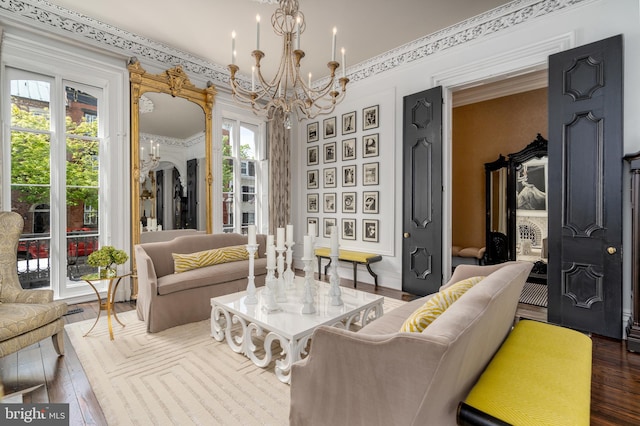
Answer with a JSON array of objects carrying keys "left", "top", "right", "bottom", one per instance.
[{"left": 66, "top": 297, "right": 405, "bottom": 426}]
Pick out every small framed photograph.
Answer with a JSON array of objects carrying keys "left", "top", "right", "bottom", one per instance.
[
  {"left": 307, "top": 193, "right": 319, "bottom": 213},
  {"left": 324, "top": 193, "right": 337, "bottom": 213},
  {"left": 342, "top": 138, "right": 356, "bottom": 161},
  {"left": 363, "top": 105, "right": 379, "bottom": 130},
  {"left": 323, "top": 218, "right": 337, "bottom": 238},
  {"left": 307, "top": 146, "right": 319, "bottom": 166},
  {"left": 342, "top": 165, "right": 356, "bottom": 187},
  {"left": 342, "top": 111, "right": 356, "bottom": 135},
  {"left": 342, "top": 192, "right": 356, "bottom": 213},
  {"left": 307, "top": 217, "right": 319, "bottom": 237},
  {"left": 363, "top": 219, "right": 379, "bottom": 242},
  {"left": 363, "top": 162, "right": 379, "bottom": 185},
  {"left": 307, "top": 122, "right": 319, "bottom": 142},
  {"left": 307, "top": 169, "right": 319, "bottom": 189},
  {"left": 363, "top": 191, "right": 379, "bottom": 214},
  {"left": 323, "top": 167, "right": 337, "bottom": 188},
  {"left": 342, "top": 218, "right": 356, "bottom": 240},
  {"left": 324, "top": 142, "right": 337, "bottom": 163},
  {"left": 362, "top": 134, "right": 379, "bottom": 158},
  {"left": 323, "top": 116, "right": 337, "bottom": 139}
]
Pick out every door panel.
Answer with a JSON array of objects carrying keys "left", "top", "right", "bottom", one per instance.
[
  {"left": 402, "top": 87, "right": 443, "bottom": 296},
  {"left": 548, "top": 35, "right": 623, "bottom": 338}
]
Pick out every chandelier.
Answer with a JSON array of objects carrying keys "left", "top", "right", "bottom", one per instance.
[
  {"left": 228, "top": 0, "right": 348, "bottom": 128},
  {"left": 140, "top": 139, "right": 160, "bottom": 183}
]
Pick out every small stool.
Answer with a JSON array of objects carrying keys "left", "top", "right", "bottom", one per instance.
[{"left": 315, "top": 248, "right": 382, "bottom": 288}]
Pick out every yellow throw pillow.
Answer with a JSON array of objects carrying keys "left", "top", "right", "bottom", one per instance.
[
  {"left": 173, "top": 245, "right": 253, "bottom": 273},
  {"left": 400, "top": 276, "right": 485, "bottom": 333}
]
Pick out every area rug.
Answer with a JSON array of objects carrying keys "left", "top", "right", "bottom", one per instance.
[
  {"left": 66, "top": 297, "right": 406, "bottom": 426},
  {"left": 519, "top": 282, "right": 548, "bottom": 307}
]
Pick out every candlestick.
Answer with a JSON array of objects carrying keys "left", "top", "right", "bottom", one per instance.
[
  {"left": 245, "top": 244, "right": 259, "bottom": 304},
  {"left": 330, "top": 225, "right": 339, "bottom": 257},
  {"left": 283, "top": 242, "right": 295, "bottom": 289},
  {"left": 256, "top": 15, "right": 260, "bottom": 51},
  {"left": 231, "top": 30, "right": 236, "bottom": 64},
  {"left": 329, "top": 253, "right": 343, "bottom": 306},
  {"left": 248, "top": 224, "right": 256, "bottom": 245},
  {"left": 262, "top": 264, "right": 281, "bottom": 313},
  {"left": 308, "top": 222, "right": 316, "bottom": 239},
  {"left": 277, "top": 227, "right": 285, "bottom": 249},
  {"left": 331, "top": 27, "right": 337, "bottom": 61},
  {"left": 301, "top": 256, "right": 316, "bottom": 314},
  {"left": 341, "top": 48, "right": 346, "bottom": 78},
  {"left": 276, "top": 246, "right": 287, "bottom": 302},
  {"left": 251, "top": 66, "right": 255, "bottom": 92},
  {"left": 304, "top": 235, "right": 312, "bottom": 259},
  {"left": 267, "top": 243, "right": 276, "bottom": 268}
]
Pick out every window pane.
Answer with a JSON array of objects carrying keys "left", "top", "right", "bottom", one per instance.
[
  {"left": 11, "top": 79, "right": 50, "bottom": 130},
  {"left": 67, "top": 187, "right": 99, "bottom": 280},
  {"left": 65, "top": 86, "right": 98, "bottom": 134},
  {"left": 66, "top": 137, "right": 99, "bottom": 188},
  {"left": 240, "top": 122, "right": 257, "bottom": 160},
  {"left": 11, "top": 131, "right": 51, "bottom": 185},
  {"left": 13, "top": 191, "right": 51, "bottom": 290}
]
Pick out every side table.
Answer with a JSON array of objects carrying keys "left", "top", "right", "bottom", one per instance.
[{"left": 81, "top": 272, "right": 131, "bottom": 340}]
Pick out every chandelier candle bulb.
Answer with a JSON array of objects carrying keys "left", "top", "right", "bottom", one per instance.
[
  {"left": 231, "top": 31, "right": 236, "bottom": 64},
  {"left": 256, "top": 15, "right": 260, "bottom": 50},
  {"left": 342, "top": 48, "right": 346, "bottom": 78},
  {"left": 277, "top": 227, "right": 285, "bottom": 249},
  {"left": 248, "top": 224, "right": 256, "bottom": 246},
  {"left": 308, "top": 72, "right": 311, "bottom": 88},
  {"left": 295, "top": 16, "right": 301, "bottom": 50},
  {"left": 332, "top": 27, "right": 337, "bottom": 61}
]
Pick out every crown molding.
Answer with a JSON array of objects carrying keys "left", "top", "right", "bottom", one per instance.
[{"left": 0, "top": 0, "right": 591, "bottom": 88}]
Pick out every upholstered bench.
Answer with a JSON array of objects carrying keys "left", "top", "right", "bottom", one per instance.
[
  {"left": 314, "top": 247, "right": 382, "bottom": 288},
  {"left": 457, "top": 319, "right": 592, "bottom": 426}
]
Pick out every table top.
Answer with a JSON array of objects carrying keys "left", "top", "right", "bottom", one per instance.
[
  {"left": 81, "top": 272, "right": 131, "bottom": 281},
  {"left": 211, "top": 276, "right": 384, "bottom": 340}
]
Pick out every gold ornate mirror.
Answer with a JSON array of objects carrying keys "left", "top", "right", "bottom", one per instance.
[{"left": 128, "top": 59, "right": 216, "bottom": 249}]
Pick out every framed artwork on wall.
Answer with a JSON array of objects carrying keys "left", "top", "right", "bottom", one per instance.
[
  {"left": 363, "top": 219, "right": 379, "bottom": 242},
  {"left": 324, "top": 193, "right": 337, "bottom": 213},
  {"left": 342, "top": 138, "right": 356, "bottom": 161},
  {"left": 342, "top": 218, "right": 356, "bottom": 240},
  {"left": 307, "top": 169, "right": 319, "bottom": 189},
  {"left": 323, "top": 217, "right": 337, "bottom": 238},
  {"left": 363, "top": 162, "right": 379, "bottom": 185},
  {"left": 363, "top": 134, "right": 379, "bottom": 157},
  {"left": 342, "top": 192, "right": 356, "bottom": 213},
  {"left": 323, "top": 167, "right": 337, "bottom": 188},
  {"left": 363, "top": 105, "right": 379, "bottom": 130},
  {"left": 323, "top": 116, "right": 336, "bottom": 139},
  {"left": 342, "top": 165, "right": 356, "bottom": 187},
  {"left": 307, "top": 217, "right": 319, "bottom": 237},
  {"left": 342, "top": 111, "right": 356, "bottom": 135},
  {"left": 307, "top": 122, "right": 319, "bottom": 142},
  {"left": 307, "top": 146, "right": 319, "bottom": 166},
  {"left": 363, "top": 191, "right": 379, "bottom": 214},
  {"left": 324, "top": 142, "right": 337, "bottom": 163},
  {"left": 307, "top": 193, "right": 319, "bottom": 213}
]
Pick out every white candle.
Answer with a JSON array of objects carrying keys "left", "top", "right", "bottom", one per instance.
[
  {"left": 308, "top": 222, "right": 316, "bottom": 238},
  {"left": 231, "top": 31, "right": 236, "bottom": 64},
  {"left": 267, "top": 234, "right": 274, "bottom": 248},
  {"left": 277, "top": 227, "right": 285, "bottom": 249},
  {"left": 341, "top": 48, "right": 346, "bottom": 78},
  {"left": 267, "top": 244, "right": 276, "bottom": 268},
  {"left": 304, "top": 235, "right": 312, "bottom": 259},
  {"left": 331, "top": 27, "right": 337, "bottom": 61},
  {"left": 248, "top": 224, "right": 256, "bottom": 245},
  {"left": 256, "top": 15, "right": 260, "bottom": 50},
  {"left": 295, "top": 16, "right": 301, "bottom": 50},
  {"left": 251, "top": 66, "right": 255, "bottom": 92},
  {"left": 330, "top": 225, "right": 339, "bottom": 256},
  {"left": 286, "top": 224, "right": 294, "bottom": 246}
]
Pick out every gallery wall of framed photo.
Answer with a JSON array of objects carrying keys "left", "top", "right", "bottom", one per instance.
[{"left": 304, "top": 96, "right": 393, "bottom": 254}]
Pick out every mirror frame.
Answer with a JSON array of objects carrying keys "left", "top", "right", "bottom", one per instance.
[
  {"left": 484, "top": 154, "right": 509, "bottom": 264},
  {"left": 128, "top": 59, "right": 217, "bottom": 248}
]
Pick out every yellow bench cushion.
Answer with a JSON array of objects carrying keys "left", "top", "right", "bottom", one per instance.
[
  {"left": 465, "top": 320, "right": 592, "bottom": 426},
  {"left": 315, "top": 247, "right": 379, "bottom": 263}
]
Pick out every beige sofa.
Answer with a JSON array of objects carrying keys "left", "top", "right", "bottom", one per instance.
[
  {"left": 135, "top": 233, "right": 268, "bottom": 333},
  {"left": 289, "top": 261, "right": 533, "bottom": 426}
]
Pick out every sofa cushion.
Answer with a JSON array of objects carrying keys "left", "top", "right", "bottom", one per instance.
[
  {"left": 0, "top": 302, "right": 68, "bottom": 342},
  {"left": 400, "top": 276, "right": 485, "bottom": 332},
  {"left": 172, "top": 245, "right": 253, "bottom": 273}
]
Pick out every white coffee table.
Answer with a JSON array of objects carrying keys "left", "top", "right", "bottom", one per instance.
[{"left": 210, "top": 276, "right": 384, "bottom": 384}]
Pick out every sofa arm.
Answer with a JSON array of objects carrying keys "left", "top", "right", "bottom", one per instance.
[
  {"left": 134, "top": 245, "right": 159, "bottom": 324},
  {"left": 290, "top": 326, "right": 447, "bottom": 426},
  {"left": 14, "top": 289, "right": 53, "bottom": 304},
  {"left": 442, "top": 261, "right": 523, "bottom": 290}
]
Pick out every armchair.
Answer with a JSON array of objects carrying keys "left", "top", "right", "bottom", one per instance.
[{"left": 0, "top": 211, "right": 68, "bottom": 357}]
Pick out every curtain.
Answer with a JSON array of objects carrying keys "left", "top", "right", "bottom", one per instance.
[{"left": 267, "top": 109, "right": 290, "bottom": 233}]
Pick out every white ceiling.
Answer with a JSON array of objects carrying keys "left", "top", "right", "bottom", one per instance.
[{"left": 45, "top": 0, "right": 512, "bottom": 82}]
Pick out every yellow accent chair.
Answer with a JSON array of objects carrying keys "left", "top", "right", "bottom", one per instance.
[{"left": 0, "top": 211, "right": 68, "bottom": 357}]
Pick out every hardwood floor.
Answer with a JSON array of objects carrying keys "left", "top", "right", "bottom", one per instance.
[{"left": 1, "top": 281, "right": 639, "bottom": 425}]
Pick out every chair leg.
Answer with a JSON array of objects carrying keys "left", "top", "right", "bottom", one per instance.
[{"left": 52, "top": 332, "right": 65, "bottom": 356}]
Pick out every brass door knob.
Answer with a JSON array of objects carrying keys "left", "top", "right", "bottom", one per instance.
[
  {"left": 403, "top": 232, "right": 411, "bottom": 238},
  {"left": 607, "top": 246, "right": 617, "bottom": 255}
]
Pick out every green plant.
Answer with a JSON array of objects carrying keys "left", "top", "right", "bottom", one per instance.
[{"left": 87, "top": 246, "right": 128, "bottom": 269}]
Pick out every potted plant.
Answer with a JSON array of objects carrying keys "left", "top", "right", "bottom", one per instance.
[{"left": 87, "top": 245, "right": 129, "bottom": 278}]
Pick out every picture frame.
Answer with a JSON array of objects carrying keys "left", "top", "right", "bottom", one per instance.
[
  {"left": 363, "top": 162, "right": 379, "bottom": 185},
  {"left": 362, "top": 133, "right": 379, "bottom": 158},
  {"left": 324, "top": 142, "right": 337, "bottom": 163},
  {"left": 323, "top": 217, "right": 337, "bottom": 238},
  {"left": 324, "top": 192, "right": 337, "bottom": 213},
  {"left": 363, "top": 219, "right": 379, "bottom": 242},
  {"left": 363, "top": 105, "right": 379, "bottom": 130},
  {"left": 342, "top": 218, "right": 356, "bottom": 240},
  {"left": 307, "top": 193, "right": 319, "bottom": 213},
  {"left": 307, "top": 145, "right": 319, "bottom": 166},
  {"left": 323, "top": 116, "right": 337, "bottom": 139},
  {"left": 307, "top": 169, "right": 319, "bottom": 189},
  {"left": 323, "top": 167, "right": 337, "bottom": 188},
  {"left": 342, "top": 192, "right": 357, "bottom": 213},
  {"left": 307, "top": 217, "right": 319, "bottom": 237},
  {"left": 342, "top": 138, "right": 356, "bottom": 161},
  {"left": 342, "top": 164, "right": 356, "bottom": 187},
  {"left": 307, "top": 121, "right": 319, "bottom": 142},
  {"left": 342, "top": 111, "right": 356, "bottom": 135},
  {"left": 362, "top": 191, "right": 379, "bottom": 214},
  {"left": 516, "top": 158, "right": 547, "bottom": 211}
]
